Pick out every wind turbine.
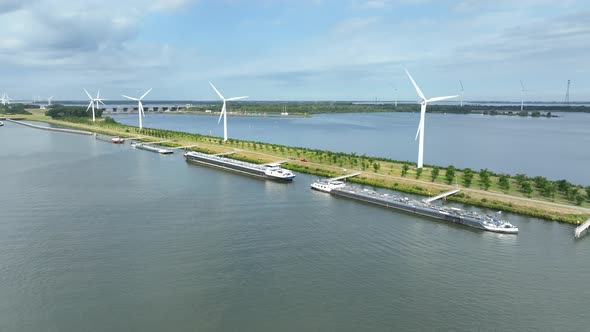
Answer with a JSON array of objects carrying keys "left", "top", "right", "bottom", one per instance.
[
  {"left": 405, "top": 69, "right": 458, "bottom": 169},
  {"left": 84, "top": 88, "right": 102, "bottom": 122},
  {"left": 209, "top": 82, "right": 248, "bottom": 142},
  {"left": 94, "top": 90, "right": 106, "bottom": 110},
  {"left": 520, "top": 80, "right": 527, "bottom": 111},
  {"left": 2, "top": 93, "right": 12, "bottom": 105},
  {"left": 122, "top": 89, "right": 152, "bottom": 130},
  {"left": 394, "top": 87, "right": 398, "bottom": 107},
  {"left": 47, "top": 96, "right": 53, "bottom": 107},
  {"left": 459, "top": 80, "right": 464, "bottom": 107}
]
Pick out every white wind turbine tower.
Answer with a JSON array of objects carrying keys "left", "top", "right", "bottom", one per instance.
[
  {"left": 394, "top": 87, "right": 398, "bottom": 107},
  {"left": 122, "top": 88, "right": 152, "bottom": 130},
  {"left": 520, "top": 80, "right": 527, "bottom": 111},
  {"left": 48, "top": 96, "right": 53, "bottom": 106},
  {"left": 405, "top": 69, "right": 458, "bottom": 169},
  {"left": 459, "top": 80, "right": 464, "bottom": 107},
  {"left": 209, "top": 82, "right": 248, "bottom": 142}
]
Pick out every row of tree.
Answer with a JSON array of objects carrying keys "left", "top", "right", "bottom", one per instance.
[
  {"left": 0, "top": 103, "right": 33, "bottom": 114},
  {"left": 188, "top": 102, "right": 588, "bottom": 115},
  {"left": 46, "top": 105, "right": 103, "bottom": 119},
  {"left": 90, "top": 118, "right": 590, "bottom": 206}
]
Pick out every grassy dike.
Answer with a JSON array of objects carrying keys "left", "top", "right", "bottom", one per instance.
[{"left": 8, "top": 113, "right": 590, "bottom": 225}]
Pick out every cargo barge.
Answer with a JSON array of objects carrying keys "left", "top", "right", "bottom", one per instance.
[
  {"left": 131, "top": 142, "right": 173, "bottom": 154},
  {"left": 311, "top": 180, "right": 518, "bottom": 234},
  {"left": 184, "top": 151, "right": 295, "bottom": 181}
]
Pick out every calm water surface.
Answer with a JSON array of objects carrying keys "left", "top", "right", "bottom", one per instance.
[
  {"left": 113, "top": 112, "right": 590, "bottom": 185},
  {"left": 1, "top": 122, "right": 589, "bottom": 331}
]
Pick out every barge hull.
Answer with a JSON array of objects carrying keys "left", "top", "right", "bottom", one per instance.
[
  {"left": 331, "top": 188, "right": 485, "bottom": 230},
  {"left": 185, "top": 154, "right": 269, "bottom": 179}
]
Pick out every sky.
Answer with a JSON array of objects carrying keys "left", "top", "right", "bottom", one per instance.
[{"left": 1, "top": 0, "right": 588, "bottom": 101}]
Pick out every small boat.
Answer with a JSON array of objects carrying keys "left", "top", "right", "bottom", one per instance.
[
  {"left": 111, "top": 137, "right": 125, "bottom": 144},
  {"left": 0, "top": 121, "right": 4, "bottom": 126}
]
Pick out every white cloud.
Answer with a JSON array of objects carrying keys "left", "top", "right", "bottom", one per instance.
[
  {"left": 1, "top": 0, "right": 588, "bottom": 100},
  {"left": 0, "top": 0, "right": 196, "bottom": 68}
]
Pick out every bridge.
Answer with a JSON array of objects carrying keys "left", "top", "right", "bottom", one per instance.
[
  {"left": 171, "top": 144, "right": 200, "bottom": 150},
  {"left": 574, "top": 218, "right": 590, "bottom": 239},
  {"left": 214, "top": 151, "right": 236, "bottom": 156},
  {"left": 423, "top": 188, "right": 461, "bottom": 203},
  {"left": 328, "top": 172, "right": 362, "bottom": 181},
  {"left": 143, "top": 140, "right": 174, "bottom": 145}
]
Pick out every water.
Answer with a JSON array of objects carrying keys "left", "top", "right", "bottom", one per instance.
[
  {"left": 1, "top": 122, "right": 590, "bottom": 331},
  {"left": 112, "top": 112, "right": 590, "bottom": 185}
]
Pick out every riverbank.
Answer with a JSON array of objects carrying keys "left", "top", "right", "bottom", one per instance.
[{"left": 7, "top": 113, "right": 590, "bottom": 224}]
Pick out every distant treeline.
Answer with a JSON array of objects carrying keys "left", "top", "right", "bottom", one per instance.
[
  {"left": 188, "top": 102, "right": 588, "bottom": 115},
  {"left": 0, "top": 103, "right": 33, "bottom": 115},
  {"left": 46, "top": 105, "right": 103, "bottom": 119}
]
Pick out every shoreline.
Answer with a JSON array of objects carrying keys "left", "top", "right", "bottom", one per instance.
[{"left": 6, "top": 113, "right": 590, "bottom": 225}]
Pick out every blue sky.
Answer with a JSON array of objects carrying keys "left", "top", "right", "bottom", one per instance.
[{"left": 1, "top": 0, "right": 588, "bottom": 101}]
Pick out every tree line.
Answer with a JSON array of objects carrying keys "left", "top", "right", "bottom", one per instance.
[
  {"left": 186, "top": 102, "right": 588, "bottom": 115},
  {"left": 46, "top": 105, "right": 103, "bottom": 119}
]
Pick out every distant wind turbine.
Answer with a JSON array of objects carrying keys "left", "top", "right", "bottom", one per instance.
[
  {"left": 459, "top": 80, "right": 464, "bottom": 107},
  {"left": 405, "top": 69, "right": 458, "bottom": 169},
  {"left": 209, "top": 82, "right": 248, "bottom": 142},
  {"left": 48, "top": 96, "right": 53, "bottom": 106},
  {"left": 520, "top": 80, "right": 527, "bottom": 111},
  {"left": 394, "top": 87, "right": 398, "bottom": 107},
  {"left": 94, "top": 89, "right": 107, "bottom": 110},
  {"left": 84, "top": 88, "right": 106, "bottom": 122},
  {"left": 122, "top": 88, "right": 152, "bottom": 130},
  {"left": 1, "top": 93, "right": 11, "bottom": 105}
]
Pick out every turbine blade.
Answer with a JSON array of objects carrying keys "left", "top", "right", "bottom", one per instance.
[
  {"left": 122, "top": 95, "right": 139, "bottom": 101},
  {"left": 520, "top": 80, "right": 525, "bottom": 90},
  {"left": 140, "top": 88, "right": 152, "bottom": 100},
  {"left": 459, "top": 80, "right": 464, "bottom": 91},
  {"left": 84, "top": 88, "right": 92, "bottom": 100},
  {"left": 209, "top": 82, "right": 225, "bottom": 100},
  {"left": 426, "top": 95, "right": 459, "bottom": 103},
  {"left": 415, "top": 120, "right": 422, "bottom": 141},
  {"left": 99, "top": 99, "right": 106, "bottom": 106},
  {"left": 87, "top": 102, "right": 92, "bottom": 111},
  {"left": 226, "top": 96, "right": 249, "bottom": 101},
  {"left": 96, "top": 89, "right": 100, "bottom": 99},
  {"left": 404, "top": 68, "right": 426, "bottom": 101}
]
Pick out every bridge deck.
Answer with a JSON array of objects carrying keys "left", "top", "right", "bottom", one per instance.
[
  {"left": 329, "top": 172, "right": 362, "bottom": 181},
  {"left": 424, "top": 188, "right": 461, "bottom": 203},
  {"left": 214, "top": 151, "right": 236, "bottom": 156},
  {"left": 171, "top": 144, "right": 200, "bottom": 150},
  {"left": 575, "top": 218, "right": 590, "bottom": 239}
]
